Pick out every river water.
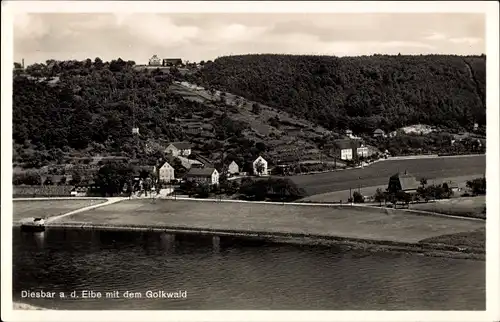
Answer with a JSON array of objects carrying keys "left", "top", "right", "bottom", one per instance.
[{"left": 12, "top": 228, "right": 485, "bottom": 310}]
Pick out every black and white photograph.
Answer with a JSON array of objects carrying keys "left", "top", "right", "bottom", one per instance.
[{"left": 1, "top": 1, "right": 499, "bottom": 321}]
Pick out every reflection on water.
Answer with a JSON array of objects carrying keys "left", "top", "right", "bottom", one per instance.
[{"left": 12, "top": 227, "right": 485, "bottom": 310}]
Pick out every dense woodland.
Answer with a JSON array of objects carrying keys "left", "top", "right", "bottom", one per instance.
[
  {"left": 13, "top": 54, "right": 486, "bottom": 170},
  {"left": 192, "top": 54, "right": 486, "bottom": 133}
]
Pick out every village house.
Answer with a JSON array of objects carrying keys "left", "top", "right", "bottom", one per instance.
[
  {"left": 387, "top": 171, "right": 420, "bottom": 194},
  {"left": 157, "top": 160, "right": 175, "bottom": 183},
  {"left": 185, "top": 168, "right": 219, "bottom": 185},
  {"left": 163, "top": 58, "right": 183, "bottom": 67},
  {"left": 148, "top": 55, "right": 162, "bottom": 66},
  {"left": 345, "top": 129, "right": 354, "bottom": 138},
  {"left": 165, "top": 142, "right": 192, "bottom": 157},
  {"left": 356, "top": 145, "right": 370, "bottom": 158},
  {"left": 356, "top": 144, "right": 379, "bottom": 158},
  {"left": 334, "top": 139, "right": 360, "bottom": 161},
  {"left": 252, "top": 156, "right": 268, "bottom": 176},
  {"left": 473, "top": 123, "right": 479, "bottom": 131},
  {"left": 227, "top": 161, "right": 239, "bottom": 176},
  {"left": 373, "top": 128, "right": 385, "bottom": 138}
]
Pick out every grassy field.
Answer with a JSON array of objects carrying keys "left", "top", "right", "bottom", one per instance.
[
  {"left": 301, "top": 175, "right": 481, "bottom": 203},
  {"left": 55, "top": 199, "right": 484, "bottom": 244},
  {"left": 409, "top": 196, "right": 486, "bottom": 219},
  {"left": 13, "top": 199, "right": 106, "bottom": 222},
  {"left": 290, "top": 155, "right": 485, "bottom": 196}
]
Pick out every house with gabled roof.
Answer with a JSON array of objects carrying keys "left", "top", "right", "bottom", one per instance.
[
  {"left": 333, "top": 139, "right": 361, "bottom": 161},
  {"left": 158, "top": 160, "right": 175, "bottom": 183},
  {"left": 252, "top": 156, "right": 268, "bottom": 176},
  {"left": 227, "top": 161, "right": 239, "bottom": 176},
  {"left": 185, "top": 168, "right": 219, "bottom": 185},
  {"left": 165, "top": 142, "right": 192, "bottom": 157},
  {"left": 387, "top": 171, "right": 420, "bottom": 194}
]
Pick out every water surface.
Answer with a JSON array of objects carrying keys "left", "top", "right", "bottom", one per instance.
[{"left": 13, "top": 228, "right": 485, "bottom": 310}]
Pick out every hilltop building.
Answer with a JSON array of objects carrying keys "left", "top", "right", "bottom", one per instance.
[
  {"left": 163, "top": 58, "right": 183, "bottom": 67},
  {"left": 149, "top": 55, "right": 162, "bottom": 66}
]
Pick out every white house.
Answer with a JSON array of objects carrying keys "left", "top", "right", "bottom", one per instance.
[
  {"left": 252, "top": 156, "right": 268, "bottom": 176},
  {"left": 165, "top": 142, "right": 192, "bottom": 157},
  {"left": 334, "top": 139, "right": 359, "bottom": 161},
  {"left": 227, "top": 161, "right": 239, "bottom": 175},
  {"left": 357, "top": 145, "right": 370, "bottom": 158},
  {"left": 158, "top": 161, "right": 175, "bottom": 183},
  {"left": 345, "top": 129, "right": 354, "bottom": 138},
  {"left": 185, "top": 168, "right": 219, "bottom": 185},
  {"left": 149, "top": 55, "right": 162, "bottom": 66}
]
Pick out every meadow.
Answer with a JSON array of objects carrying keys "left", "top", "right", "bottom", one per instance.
[
  {"left": 53, "top": 199, "right": 484, "bottom": 245},
  {"left": 13, "top": 199, "right": 106, "bottom": 222}
]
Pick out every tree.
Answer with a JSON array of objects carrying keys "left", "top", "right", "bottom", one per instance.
[
  {"left": 420, "top": 178, "right": 427, "bottom": 187},
  {"left": 352, "top": 191, "right": 364, "bottom": 203},
  {"left": 195, "top": 182, "right": 211, "bottom": 198},
  {"left": 466, "top": 177, "right": 486, "bottom": 195},
  {"left": 255, "top": 160, "right": 265, "bottom": 176},
  {"left": 94, "top": 163, "right": 134, "bottom": 197},
  {"left": 70, "top": 171, "right": 83, "bottom": 185},
  {"left": 373, "top": 188, "right": 385, "bottom": 206},
  {"left": 252, "top": 103, "right": 262, "bottom": 114}
]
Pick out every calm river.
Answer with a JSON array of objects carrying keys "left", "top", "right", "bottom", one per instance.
[{"left": 12, "top": 228, "right": 485, "bottom": 310}]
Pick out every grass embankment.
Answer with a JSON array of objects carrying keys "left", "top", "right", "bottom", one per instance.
[
  {"left": 51, "top": 199, "right": 484, "bottom": 245},
  {"left": 13, "top": 199, "right": 106, "bottom": 222},
  {"left": 409, "top": 196, "right": 486, "bottom": 219},
  {"left": 289, "top": 155, "right": 485, "bottom": 196},
  {"left": 420, "top": 228, "right": 486, "bottom": 253}
]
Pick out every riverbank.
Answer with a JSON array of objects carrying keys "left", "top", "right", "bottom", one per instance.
[
  {"left": 36, "top": 223, "right": 485, "bottom": 260},
  {"left": 14, "top": 198, "right": 482, "bottom": 260}
]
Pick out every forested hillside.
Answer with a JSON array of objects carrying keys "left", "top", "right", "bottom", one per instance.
[
  {"left": 193, "top": 54, "right": 486, "bottom": 133},
  {"left": 12, "top": 58, "right": 326, "bottom": 169}
]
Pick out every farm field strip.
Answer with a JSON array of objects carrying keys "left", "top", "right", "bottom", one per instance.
[
  {"left": 302, "top": 174, "right": 483, "bottom": 202},
  {"left": 290, "top": 155, "right": 485, "bottom": 195}
]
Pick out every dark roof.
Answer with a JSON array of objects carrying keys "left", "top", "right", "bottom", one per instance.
[
  {"left": 169, "top": 142, "right": 192, "bottom": 150},
  {"left": 374, "top": 128, "right": 385, "bottom": 134},
  {"left": 391, "top": 172, "right": 419, "bottom": 191},
  {"left": 192, "top": 154, "right": 214, "bottom": 167},
  {"left": 158, "top": 160, "right": 173, "bottom": 169},
  {"left": 186, "top": 167, "right": 217, "bottom": 177},
  {"left": 163, "top": 58, "right": 182, "bottom": 63},
  {"left": 334, "top": 139, "right": 360, "bottom": 150}
]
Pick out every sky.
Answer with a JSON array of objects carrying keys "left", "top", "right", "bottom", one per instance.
[{"left": 13, "top": 12, "right": 485, "bottom": 65}]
